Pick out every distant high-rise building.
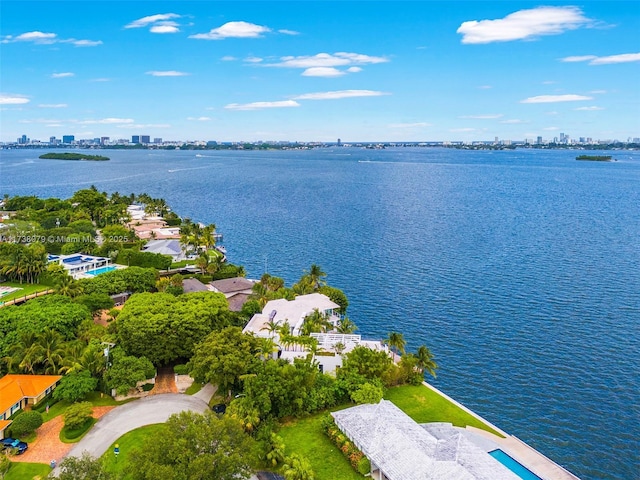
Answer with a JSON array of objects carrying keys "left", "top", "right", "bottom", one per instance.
[
  {"left": 132, "top": 135, "right": 140, "bottom": 144},
  {"left": 337, "top": 138, "right": 342, "bottom": 146},
  {"left": 49, "top": 136, "right": 56, "bottom": 144},
  {"left": 62, "top": 135, "right": 75, "bottom": 144},
  {"left": 537, "top": 136, "right": 543, "bottom": 145},
  {"left": 154, "top": 138, "right": 162, "bottom": 144},
  {"left": 141, "top": 135, "right": 150, "bottom": 144},
  {"left": 101, "top": 137, "right": 110, "bottom": 145},
  {"left": 18, "top": 134, "right": 28, "bottom": 144}
]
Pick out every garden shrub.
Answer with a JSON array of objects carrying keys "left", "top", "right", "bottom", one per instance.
[
  {"left": 357, "top": 457, "right": 371, "bottom": 475},
  {"left": 173, "top": 364, "right": 189, "bottom": 375},
  {"left": 141, "top": 383, "right": 155, "bottom": 392},
  {"left": 10, "top": 411, "right": 43, "bottom": 436},
  {"left": 323, "top": 415, "right": 367, "bottom": 475},
  {"left": 64, "top": 402, "right": 93, "bottom": 430}
]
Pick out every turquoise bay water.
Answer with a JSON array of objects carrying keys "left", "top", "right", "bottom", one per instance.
[{"left": 1, "top": 148, "right": 639, "bottom": 479}]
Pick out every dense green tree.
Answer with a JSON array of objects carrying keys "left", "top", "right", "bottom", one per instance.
[
  {"left": 116, "top": 292, "right": 229, "bottom": 364},
  {"left": 70, "top": 187, "right": 108, "bottom": 224},
  {"left": 336, "top": 317, "right": 357, "bottom": 334},
  {"left": 74, "top": 293, "right": 114, "bottom": 315},
  {"left": 189, "top": 327, "right": 260, "bottom": 396},
  {"left": 10, "top": 411, "right": 43, "bottom": 437},
  {"left": 340, "top": 346, "right": 393, "bottom": 382},
  {"left": 54, "top": 370, "right": 98, "bottom": 402},
  {"left": 281, "top": 453, "right": 315, "bottom": 480},
  {"left": 52, "top": 452, "right": 115, "bottom": 480},
  {"left": 63, "top": 401, "right": 93, "bottom": 430},
  {"left": 78, "top": 266, "right": 158, "bottom": 296},
  {"left": 129, "top": 411, "right": 257, "bottom": 480},
  {"left": 0, "top": 453, "right": 10, "bottom": 480},
  {"left": 350, "top": 382, "right": 384, "bottom": 404},
  {"left": 317, "top": 285, "right": 349, "bottom": 313},
  {"left": 55, "top": 275, "right": 85, "bottom": 298},
  {"left": 104, "top": 348, "right": 155, "bottom": 396}
]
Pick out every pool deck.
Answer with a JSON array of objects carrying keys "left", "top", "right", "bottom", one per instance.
[{"left": 422, "top": 382, "right": 581, "bottom": 480}]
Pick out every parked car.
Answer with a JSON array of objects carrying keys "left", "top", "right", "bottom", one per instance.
[
  {"left": 211, "top": 403, "right": 226, "bottom": 414},
  {"left": 1, "top": 437, "right": 28, "bottom": 455}
]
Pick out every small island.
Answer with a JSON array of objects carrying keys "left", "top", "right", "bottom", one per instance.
[
  {"left": 576, "top": 155, "right": 613, "bottom": 162},
  {"left": 39, "top": 152, "right": 110, "bottom": 161}
]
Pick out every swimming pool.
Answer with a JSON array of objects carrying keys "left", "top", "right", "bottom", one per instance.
[
  {"left": 86, "top": 266, "right": 117, "bottom": 276},
  {"left": 489, "top": 449, "right": 543, "bottom": 480}
]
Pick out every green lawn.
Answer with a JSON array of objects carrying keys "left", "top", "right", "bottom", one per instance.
[
  {"left": 5, "top": 461, "right": 51, "bottom": 480},
  {"left": 384, "top": 384, "right": 504, "bottom": 437},
  {"left": 100, "top": 424, "right": 165, "bottom": 479},
  {"left": 42, "top": 391, "right": 135, "bottom": 422},
  {"left": 0, "top": 282, "right": 50, "bottom": 304},
  {"left": 278, "top": 408, "right": 364, "bottom": 480},
  {"left": 185, "top": 382, "right": 203, "bottom": 395}
]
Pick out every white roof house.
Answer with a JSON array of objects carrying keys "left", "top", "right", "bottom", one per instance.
[
  {"left": 141, "top": 239, "right": 186, "bottom": 262},
  {"left": 244, "top": 293, "right": 340, "bottom": 337},
  {"left": 332, "top": 401, "right": 520, "bottom": 480}
]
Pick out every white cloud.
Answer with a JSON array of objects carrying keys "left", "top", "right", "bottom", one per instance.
[
  {"left": 225, "top": 100, "right": 300, "bottom": 111},
  {"left": 50, "top": 72, "right": 75, "bottom": 78},
  {"left": 347, "top": 67, "right": 362, "bottom": 73},
  {"left": 190, "top": 21, "right": 271, "bottom": 40},
  {"left": 0, "top": 94, "right": 30, "bottom": 105},
  {"left": 38, "top": 104, "right": 67, "bottom": 108},
  {"left": 457, "top": 6, "right": 590, "bottom": 44},
  {"left": 2, "top": 31, "right": 102, "bottom": 47},
  {"left": 542, "top": 80, "right": 557, "bottom": 85},
  {"left": 560, "top": 52, "right": 640, "bottom": 65},
  {"left": 574, "top": 106, "right": 604, "bottom": 111},
  {"left": 500, "top": 119, "right": 525, "bottom": 124},
  {"left": 459, "top": 114, "right": 503, "bottom": 119},
  {"left": 221, "top": 56, "right": 237, "bottom": 61},
  {"left": 389, "top": 122, "right": 432, "bottom": 128},
  {"left": 293, "top": 90, "right": 389, "bottom": 100},
  {"left": 267, "top": 52, "right": 388, "bottom": 68},
  {"left": 591, "top": 52, "right": 640, "bottom": 65},
  {"left": 244, "top": 56, "right": 263, "bottom": 63},
  {"left": 125, "top": 13, "right": 181, "bottom": 29},
  {"left": 146, "top": 71, "right": 190, "bottom": 77},
  {"left": 79, "top": 118, "right": 135, "bottom": 125},
  {"left": 543, "top": 126, "right": 559, "bottom": 131},
  {"left": 2, "top": 31, "right": 57, "bottom": 44},
  {"left": 73, "top": 39, "right": 103, "bottom": 47},
  {"left": 450, "top": 128, "right": 476, "bottom": 132},
  {"left": 278, "top": 29, "right": 300, "bottom": 36},
  {"left": 302, "top": 67, "right": 346, "bottom": 77},
  {"left": 520, "top": 94, "right": 592, "bottom": 104},
  {"left": 561, "top": 55, "right": 597, "bottom": 63},
  {"left": 150, "top": 25, "right": 180, "bottom": 34},
  {"left": 187, "top": 116, "right": 212, "bottom": 121}
]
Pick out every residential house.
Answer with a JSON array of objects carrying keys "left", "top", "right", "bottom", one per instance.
[
  {"left": 0, "top": 374, "right": 62, "bottom": 438},
  {"left": 47, "top": 253, "right": 113, "bottom": 279},
  {"left": 332, "top": 400, "right": 521, "bottom": 480},
  {"left": 141, "top": 239, "right": 186, "bottom": 262},
  {"left": 209, "top": 277, "right": 255, "bottom": 312}
]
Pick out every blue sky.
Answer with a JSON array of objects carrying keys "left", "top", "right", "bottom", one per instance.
[{"left": 1, "top": 1, "right": 639, "bottom": 142}]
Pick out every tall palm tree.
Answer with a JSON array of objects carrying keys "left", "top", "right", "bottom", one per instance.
[
  {"left": 416, "top": 345, "right": 438, "bottom": 378},
  {"left": 336, "top": 317, "right": 357, "bottom": 334},
  {"left": 36, "top": 329, "right": 66, "bottom": 374},
  {"left": 261, "top": 318, "right": 280, "bottom": 338},
  {"left": 303, "top": 264, "right": 327, "bottom": 291},
  {"left": 386, "top": 331, "right": 406, "bottom": 357}
]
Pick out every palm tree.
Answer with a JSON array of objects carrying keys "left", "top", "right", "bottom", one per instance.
[
  {"left": 4, "top": 332, "right": 40, "bottom": 373},
  {"left": 261, "top": 319, "right": 280, "bottom": 338},
  {"left": 306, "top": 264, "right": 326, "bottom": 290},
  {"left": 36, "top": 329, "right": 66, "bottom": 374},
  {"left": 336, "top": 317, "right": 357, "bottom": 334},
  {"left": 195, "top": 253, "right": 210, "bottom": 275},
  {"left": 55, "top": 275, "right": 84, "bottom": 298},
  {"left": 255, "top": 337, "right": 277, "bottom": 360},
  {"left": 386, "top": 331, "right": 406, "bottom": 357},
  {"left": 416, "top": 345, "right": 438, "bottom": 378}
]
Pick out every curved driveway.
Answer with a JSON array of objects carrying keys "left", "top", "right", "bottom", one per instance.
[{"left": 65, "top": 393, "right": 209, "bottom": 460}]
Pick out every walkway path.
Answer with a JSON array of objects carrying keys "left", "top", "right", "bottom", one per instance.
[
  {"left": 13, "top": 406, "right": 114, "bottom": 465},
  {"left": 63, "top": 393, "right": 208, "bottom": 460},
  {"left": 150, "top": 366, "right": 177, "bottom": 394}
]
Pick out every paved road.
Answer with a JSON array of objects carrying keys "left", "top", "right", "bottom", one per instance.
[{"left": 64, "top": 393, "right": 209, "bottom": 460}]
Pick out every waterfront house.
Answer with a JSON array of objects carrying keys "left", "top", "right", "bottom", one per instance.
[
  {"left": 332, "top": 400, "right": 520, "bottom": 480},
  {"left": 141, "top": 239, "right": 187, "bottom": 262},
  {"left": 0, "top": 374, "right": 62, "bottom": 438}
]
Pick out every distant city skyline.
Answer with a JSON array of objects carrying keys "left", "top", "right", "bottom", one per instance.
[{"left": 1, "top": 1, "right": 639, "bottom": 143}]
